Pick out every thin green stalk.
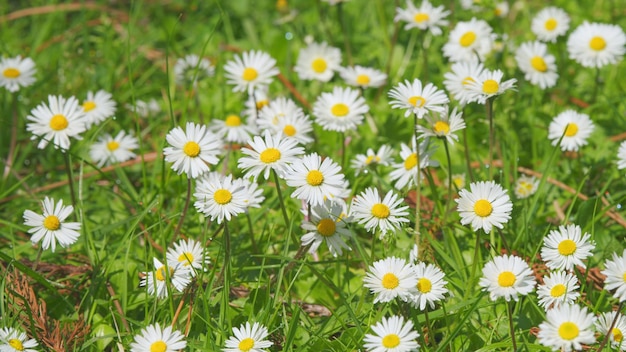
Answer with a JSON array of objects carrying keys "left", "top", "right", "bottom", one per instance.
[
  {"left": 3, "top": 94, "right": 18, "bottom": 180},
  {"left": 486, "top": 98, "right": 494, "bottom": 180},
  {"left": 424, "top": 308, "right": 433, "bottom": 349},
  {"left": 341, "top": 132, "right": 347, "bottom": 170},
  {"left": 246, "top": 212, "right": 258, "bottom": 253},
  {"left": 32, "top": 247, "right": 43, "bottom": 271},
  {"left": 218, "top": 221, "right": 231, "bottom": 344},
  {"left": 468, "top": 230, "right": 481, "bottom": 298},
  {"left": 462, "top": 109, "right": 475, "bottom": 182},
  {"left": 413, "top": 113, "right": 422, "bottom": 250},
  {"left": 64, "top": 152, "right": 78, "bottom": 216},
  {"left": 443, "top": 139, "right": 453, "bottom": 224},
  {"left": 597, "top": 301, "right": 625, "bottom": 352},
  {"left": 337, "top": 2, "right": 353, "bottom": 65},
  {"left": 273, "top": 169, "right": 291, "bottom": 228},
  {"left": 507, "top": 300, "right": 517, "bottom": 351},
  {"left": 172, "top": 178, "right": 192, "bottom": 242}
]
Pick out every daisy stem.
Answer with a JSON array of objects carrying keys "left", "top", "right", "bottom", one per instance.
[
  {"left": 250, "top": 90, "right": 259, "bottom": 121},
  {"left": 64, "top": 152, "right": 78, "bottom": 215},
  {"left": 486, "top": 98, "right": 494, "bottom": 180},
  {"left": 341, "top": 132, "right": 347, "bottom": 169},
  {"left": 469, "top": 231, "right": 481, "bottom": 296},
  {"left": 337, "top": 2, "right": 353, "bottom": 66},
  {"left": 273, "top": 169, "right": 291, "bottom": 228},
  {"left": 443, "top": 139, "right": 453, "bottom": 224},
  {"left": 32, "top": 246, "right": 43, "bottom": 271},
  {"left": 219, "top": 221, "right": 232, "bottom": 342},
  {"left": 424, "top": 308, "right": 433, "bottom": 348},
  {"left": 2, "top": 94, "right": 18, "bottom": 180},
  {"left": 173, "top": 178, "right": 192, "bottom": 242},
  {"left": 597, "top": 301, "right": 625, "bottom": 352},
  {"left": 413, "top": 113, "right": 422, "bottom": 251},
  {"left": 462, "top": 113, "right": 475, "bottom": 183},
  {"left": 592, "top": 67, "right": 601, "bottom": 104},
  {"left": 506, "top": 300, "right": 517, "bottom": 351},
  {"left": 246, "top": 212, "right": 259, "bottom": 253}
]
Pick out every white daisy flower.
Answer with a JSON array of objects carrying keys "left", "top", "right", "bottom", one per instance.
[
  {"left": 601, "top": 249, "right": 626, "bottom": 302},
  {"left": 294, "top": 42, "right": 342, "bottom": 82},
  {"left": 388, "top": 78, "right": 449, "bottom": 118},
  {"left": 166, "top": 239, "right": 210, "bottom": 276},
  {"left": 82, "top": 90, "right": 117, "bottom": 128},
  {"left": 0, "top": 55, "right": 36, "bottom": 92},
  {"left": 23, "top": 197, "right": 81, "bottom": 253},
  {"left": 301, "top": 199, "right": 352, "bottom": 257},
  {"left": 417, "top": 106, "right": 465, "bottom": 144},
  {"left": 514, "top": 174, "right": 539, "bottom": 199},
  {"left": 223, "top": 322, "right": 272, "bottom": 352},
  {"left": 89, "top": 130, "right": 138, "bottom": 167},
  {"left": 0, "top": 327, "right": 38, "bottom": 352},
  {"left": 285, "top": 153, "right": 347, "bottom": 207},
  {"left": 459, "top": 0, "right": 481, "bottom": 11},
  {"left": 567, "top": 21, "right": 626, "bottom": 68},
  {"left": 541, "top": 224, "right": 595, "bottom": 272},
  {"left": 257, "top": 97, "right": 304, "bottom": 131},
  {"left": 408, "top": 262, "right": 448, "bottom": 310},
  {"left": 531, "top": 7, "right": 570, "bottom": 43},
  {"left": 224, "top": 50, "right": 279, "bottom": 94},
  {"left": 537, "top": 271, "right": 580, "bottom": 310},
  {"left": 238, "top": 130, "right": 305, "bottom": 180},
  {"left": 595, "top": 311, "right": 626, "bottom": 350},
  {"left": 363, "top": 315, "right": 420, "bottom": 352},
  {"left": 448, "top": 173, "right": 466, "bottom": 190},
  {"left": 194, "top": 173, "right": 248, "bottom": 224},
  {"left": 26, "top": 95, "right": 87, "bottom": 150},
  {"left": 548, "top": 110, "right": 594, "bottom": 152},
  {"left": 274, "top": 113, "right": 314, "bottom": 145},
  {"left": 442, "top": 18, "right": 495, "bottom": 62},
  {"left": 127, "top": 98, "right": 161, "bottom": 118},
  {"left": 351, "top": 145, "right": 394, "bottom": 175},
  {"left": 537, "top": 304, "right": 596, "bottom": 352},
  {"left": 389, "top": 141, "right": 438, "bottom": 190},
  {"left": 174, "top": 54, "right": 215, "bottom": 85},
  {"left": 409, "top": 244, "right": 419, "bottom": 264},
  {"left": 465, "top": 69, "right": 517, "bottom": 104},
  {"left": 617, "top": 141, "right": 626, "bottom": 170},
  {"left": 233, "top": 177, "right": 266, "bottom": 210},
  {"left": 163, "top": 122, "right": 223, "bottom": 179},
  {"left": 456, "top": 181, "right": 512, "bottom": 234},
  {"left": 243, "top": 87, "right": 270, "bottom": 121},
  {"left": 494, "top": 1, "right": 509, "bottom": 18},
  {"left": 130, "top": 323, "right": 186, "bottom": 352},
  {"left": 209, "top": 114, "right": 257, "bottom": 144},
  {"left": 339, "top": 65, "right": 387, "bottom": 89},
  {"left": 443, "top": 61, "right": 486, "bottom": 106},
  {"left": 394, "top": 0, "right": 449, "bottom": 36},
  {"left": 312, "top": 86, "right": 369, "bottom": 132},
  {"left": 479, "top": 254, "right": 536, "bottom": 302},
  {"left": 515, "top": 41, "right": 559, "bottom": 89},
  {"left": 139, "top": 258, "right": 190, "bottom": 299},
  {"left": 350, "top": 187, "right": 410, "bottom": 237},
  {"left": 363, "top": 257, "right": 418, "bottom": 303}
]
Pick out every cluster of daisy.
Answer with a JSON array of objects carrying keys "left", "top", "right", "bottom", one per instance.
[{"left": 0, "top": 327, "right": 38, "bottom": 352}]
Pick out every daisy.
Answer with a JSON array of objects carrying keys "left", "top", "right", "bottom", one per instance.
[
  {"left": 257, "top": 97, "right": 304, "bottom": 131},
  {"left": 26, "top": 95, "right": 87, "bottom": 150},
  {"left": 351, "top": 145, "right": 394, "bottom": 175},
  {"left": 233, "top": 177, "right": 266, "bottom": 210},
  {"left": 448, "top": 173, "right": 466, "bottom": 190},
  {"left": 0, "top": 327, "right": 38, "bottom": 352},
  {"left": 224, "top": 50, "right": 279, "bottom": 94},
  {"left": 456, "top": 181, "right": 512, "bottom": 234},
  {"left": 163, "top": 122, "right": 222, "bottom": 179},
  {"left": 223, "top": 322, "right": 272, "bottom": 352},
  {"left": 388, "top": 79, "right": 449, "bottom": 118},
  {"left": 479, "top": 254, "right": 536, "bottom": 302},
  {"left": 238, "top": 130, "right": 305, "bottom": 180},
  {"left": 548, "top": 110, "right": 594, "bottom": 152},
  {"left": 363, "top": 257, "right": 418, "bottom": 303},
  {"left": 209, "top": 114, "right": 257, "bottom": 144},
  {"left": 541, "top": 224, "right": 595, "bottom": 271},
  {"left": 494, "top": 1, "right": 509, "bottom": 18},
  {"left": 166, "top": 238, "right": 210, "bottom": 276},
  {"left": 417, "top": 106, "right": 465, "bottom": 144},
  {"left": 442, "top": 18, "right": 495, "bottom": 62},
  {"left": 601, "top": 249, "right": 626, "bottom": 302},
  {"left": 567, "top": 22, "right": 626, "bottom": 68},
  {"left": 89, "top": 130, "right": 138, "bottom": 167},
  {"left": 537, "top": 304, "right": 596, "bottom": 352},
  {"left": 537, "top": 271, "right": 580, "bottom": 310},
  {"left": 596, "top": 311, "right": 626, "bottom": 350},
  {"left": 285, "top": 153, "right": 346, "bottom": 206},
  {"left": 443, "top": 61, "right": 485, "bottom": 106},
  {"left": 363, "top": 315, "right": 420, "bottom": 352},
  {"left": 23, "top": 197, "right": 81, "bottom": 253},
  {"left": 294, "top": 42, "right": 342, "bottom": 82},
  {"left": 130, "top": 323, "right": 186, "bottom": 352},
  {"left": 0, "top": 55, "right": 36, "bottom": 92},
  {"left": 408, "top": 262, "right": 448, "bottom": 310},
  {"left": 194, "top": 173, "right": 248, "bottom": 224},
  {"left": 465, "top": 69, "right": 517, "bottom": 104},
  {"left": 515, "top": 41, "right": 559, "bottom": 89},
  {"left": 389, "top": 141, "right": 438, "bottom": 190},
  {"left": 139, "top": 258, "right": 190, "bottom": 299},
  {"left": 339, "top": 65, "right": 387, "bottom": 89},
  {"left": 394, "top": 0, "right": 450, "bottom": 36},
  {"left": 531, "top": 7, "right": 570, "bottom": 43},
  {"left": 301, "top": 199, "right": 352, "bottom": 256},
  {"left": 514, "top": 174, "right": 539, "bottom": 199},
  {"left": 174, "top": 54, "right": 215, "bottom": 85},
  {"left": 127, "top": 98, "right": 160, "bottom": 118},
  {"left": 82, "top": 90, "right": 117, "bottom": 128},
  {"left": 312, "top": 86, "right": 369, "bottom": 132},
  {"left": 243, "top": 87, "right": 270, "bottom": 121},
  {"left": 618, "top": 141, "right": 626, "bottom": 170},
  {"left": 275, "top": 113, "right": 314, "bottom": 145},
  {"left": 350, "top": 187, "right": 409, "bottom": 237}
]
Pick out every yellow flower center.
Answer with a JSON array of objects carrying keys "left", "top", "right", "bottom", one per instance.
[
  {"left": 238, "top": 337, "right": 255, "bottom": 351},
  {"left": 564, "top": 123, "right": 578, "bottom": 137},
  {"left": 49, "top": 114, "right": 69, "bottom": 131},
  {"left": 462, "top": 76, "right": 475, "bottom": 86},
  {"left": 242, "top": 67, "right": 258, "bottom": 81},
  {"left": 183, "top": 141, "right": 201, "bottom": 157},
  {"left": 256, "top": 99, "right": 269, "bottom": 110},
  {"left": 404, "top": 153, "right": 418, "bottom": 170},
  {"left": 381, "top": 273, "right": 399, "bottom": 289},
  {"left": 382, "top": 334, "right": 401, "bottom": 348},
  {"left": 311, "top": 58, "right": 327, "bottom": 73},
  {"left": 107, "top": 141, "right": 120, "bottom": 151},
  {"left": 155, "top": 266, "right": 173, "bottom": 281},
  {"left": 371, "top": 203, "right": 390, "bottom": 219},
  {"left": 316, "top": 218, "right": 336, "bottom": 237},
  {"left": 613, "top": 328, "right": 624, "bottom": 342},
  {"left": 414, "top": 13, "right": 429, "bottom": 23},
  {"left": 331, "top": 103, "right": 349, "bottom": 117},
  {"left": 225, "top": 114, "right": 242, "bottom": 127},
  {"left": 43, "top": 215, "right": 61, "bottom": 230},
  {"left": 557, "top": 239, "right": 577, "bottom": 256},
  {"left": 150, "top": 340, "right": 167, "bottom": 352},
  {"left": 473, "top": 199, "right": 493, "bottom": 217},
  {"left": 408, "top": 96, "right": 426, "bottom": 107},
  {"left": 589, "top": 36, "right": 606, "bottom": 51},
  {"left": 283, "top": 124, "right": 296, "bottom": 136},
  {"left": 417, "top": 278, "right": 432, "bottom": 293},
  {"left": 459, "top": 31, "right": 477, "bottom": 47},
  {"left": 530, "top": 56, "right": 548, "bottom": 72},
  {"left": 550, "top": 284, "right": 566, "bottom": 297},
  {"left": 482, "top": 79, "right": 499, "bottom": 94},
  {"left": 3, "top": 68, "right": 20, "bottom": 78},
  {"left": 8, "top": 338, "right": 24, "bottom": 351},
  {"left": 214, "top": 189, "right": 233, "bottom": 205},
  {"left": 544, "top": 18, "right": 557, "bottom": 31},
  {"left": 558, "top": 322, "right": 579, "bottom": 341},
  {"left": 623, "top": 272, "right": 626, "bottom": 283},
  {"left": 259, "top": 148, "right": 281, "bottom": 163},
  {"left": 356, "top": 74, "right": 370, "bottom": 85},
  {"left": 365, "top": 155, "right": 380, "bottom": 165},
  {"left": 306, "top": 170, "right": 324, "bottom": 186},
  {"left": 178, "top": 252, "right": 195, "bottom": 266},
  {"left": 497, "top": 271, "right": 516, "bottom": 287},
  {"left": 83, "top": 101, "right": 97, "bottom": 112},
  {"left": 434, "top": 121, "right": 450, "bottom": 135}
]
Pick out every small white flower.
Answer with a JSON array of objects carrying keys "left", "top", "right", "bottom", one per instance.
[
  {"left": 442, "top": 18, "right": 495, "bottom": 62},
  {"left": 166, "top": 239, "right": 210, "bottom": 276},
  {"left": 174, "top": 54, "right": 215, "bottom": 85},
  {"left": 541, "top": 224, "right": 595, "bottom": 271},
  {"left": 456, "top": 181, "right": 512, "bottom": 234},
  {"left": 394, "top": 0, "right": 450, "bottom": 36},
  {"left": 537, "top": 271, "right": 580, "bottom": 310},
  {"left": 388, "top": 79, "right": 449, "bottom": 118},
  {"left": 194, "top": 173, "right": 248, "bottom": 224},
  {"left": 224, "top": 50, "right": 279, "bottom": 94},
  {"left": 82, "top": 90, "right": 117, "bottom": 128},
  {"left": 26, "top": 95, "right": 87, "bottom": 150},
  {"left": 0, "top": 327, "right": 38, "bottom": 352},
  {"left": 285, "top": 153, "right": 347, "bottom": 206},
  {"left": 350, "top": 187, "right": 409, "bottom": 237},
  {"left": 567, "top": 21, "right": 626, "bottom": 68},
  {"left": 339, "top": 65, "right": 387, "bottom": 89},
  {"left": 89, "top": 130, "right": 138, "bottom": 167},
  {"left": 601, "top": 249, "right": 626, "bottom": 302},
  {"left": 548, "top": 110, "right": 594, "bottom": 152},
  {"left": 313, "top": 86, "right": 369, "bottom": 132},
  {"left": 243, "top": 87, "right": 270, "bottom": 121},
  {"left": 417, "top": 106, "right": 465, "bottom": 144},
  {"left": 139, "top": 258, "right": 190, "bottom": 299},
  {"left": 514, "top": 174, "right": 539, "bottom": 199},
  {"left": 23, "top": 197, "right": 81, "bottom": 253},
  {"left": 363, "top": 257, "right": 418, "bottom": 303},
  {"left": 515, "top": 41, "right": 559, "bottom": 89},
  {"left": 223, "top": 322, "right": 272, "bottom": 352},
  {"left": 537, "top": 304, "right": 596, "bottom": 352},
  {"left": 0, "top": 55, "right": 36, "bottom": 92},
  {"left": 443, "top": 61, "right": 486, "bottom": 106},
  {"left": 479, "top": 254, "right": 536, "bottom": 302},
  {"left": 465, "top": 69, "right": 517, "bottom": 104},
  {"left": 531, "top": 7, "right": 570, "bottom": 43},
  {"left": 130, "top": 323, "right": 186, "bottom": 352},
  {"left": 257, "top": 97, "right": 304, "bottom": 131},
  {"left": 238, "top": 130, "right": 305, "bottom": 180},
  {"left": 233, "top": 177, "right": 266, "bottom": 210},
  {"left": 494, "top": 1, "right": 509, "bottom": 18},
  {"left": 351, "top": 145, "right": 394, "bottom": 175},
  {"left": 618, "top": 141, "right": 626, "bottom": 170},
  {"left": 209, "top": 114, "right": 257, "bottom": 144},
  {"left": 363, "top": 315, "right": 420, "bottom": 352},
  {"left": 127, "top": 98, "right": 160, "bottom": 118},
  {"left": 163, "top": 122, "right": 223, "bottom": 179},
  {"left": 301, "top": 199, "right": 352, "bottom": 257},
  {"left": 595, "top": 311, "right": 626, "bottom": 350},
  {"left": 408, "top": 262, "right": 448, "bottom": 310},
  {"left": 389, "top": 141, "right": 438, "bottom": 190},
  {"left": 294, "top": 42, "right": 342, "bottom": 82},
  {"left": 274, "top": 113, "right": 314, "bottom": 145}
]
